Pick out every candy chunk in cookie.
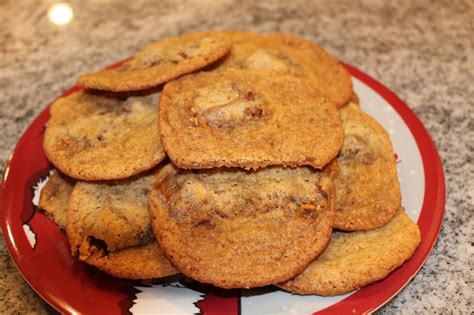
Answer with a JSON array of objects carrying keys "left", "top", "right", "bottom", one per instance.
[
  {"left": 190, "top": 81, "right": 267, "bottom": 129},
  {"left": 244, "top": 49, "right": 290, "bottom": 72}
]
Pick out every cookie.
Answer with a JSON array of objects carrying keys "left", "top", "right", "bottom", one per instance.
[
  {"left": 40, "top": 169, "right": 177, "bottom": 279},
  {"left": 44, "top": 90, "right": 165, "bottom": 181},
  {"left": 278, "top": 209, "right": 421, "bottom": 295},
  {"left": 159, "top": 68, "right": 344, "bottom": 170},
  {"left": 349, "top": 91, "right": 360, "bottom": 105},
  {"left": 334, "top": 103, "right": 401, "bottom": 231},
  {"left": 85, "top": 242, "right": 178, "bottom": 280},
  {"left": 148, "top": 163, "right": 336, "bottom": 289},
  {"left": 218, "top": 31, "right": 352, "bottom": 108},
  {"left": 77, "top": 32, "right": 232, "bottom": 92},
  {"left": 67, "top": 170, "right": 157, "bottom": 260},
  {"left": 38, "top": 170, "right": 75, "bottom": 229}
]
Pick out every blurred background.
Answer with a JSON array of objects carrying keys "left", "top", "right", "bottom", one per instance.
[{"left": 0, "top": 0, "right": 472, "bottom": 313}]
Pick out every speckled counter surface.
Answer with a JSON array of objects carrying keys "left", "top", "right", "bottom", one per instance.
[{"left": 0, "top": 0, "right": 472, "bottom": 313}]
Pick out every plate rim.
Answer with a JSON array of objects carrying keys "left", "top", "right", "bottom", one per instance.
[{"left": 0, "top": 62, "right": 446, "bottom": 315}]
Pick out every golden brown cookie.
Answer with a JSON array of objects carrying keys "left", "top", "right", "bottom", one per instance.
[
  {"left": 40, "top": 169, "right": 177, "bottom": 279},
  {"left": 218, "top": 31, "right": 352, "bottom": 108},
  {"left": 67, "top": 170, "right": 157, "bottom": 260},
  {"left": 85, "top": 242, "right": 178, "bottom": 280},
  {"left": 149, "top": 163, "right": 336, "bottom": 289},
  {"left": 77, "top": 32, "right": 232, "bottom": 92},
  {"left": 278, "top": 209, "right": 420, "bottom": 295},
  {"left": 159, "top": 68, "right": 344, "bottom": 170},
  {"left": 44, "top": 90, "right": 165, "bottom": 181},
  {"left": 38, "top": 170, "right": 75, "bottom": 230},
  {"left": 334, "top": 103, "right": 401, "bottom": 231},
  {"left": 349, "top": 91, "right": 360, "bottom": 105}
]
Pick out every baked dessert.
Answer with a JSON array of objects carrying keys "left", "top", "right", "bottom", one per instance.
[
  {"left": 77, "top": 31, "right": 232, "bottom": 91},
  {"left": 66, "top": 170, "right": 157, "bottom": 259},
  {"left": 44, "top": 90, "right": 164, "bottom": 181},
  {"left": 85, "top": 242, "right": 178, "bottom": 280},
  {"left": 149, "top": 163, "right": 336, "bottom": 289},
  {"left": 279, "top": 209, "right": 420, "bottom": 295},
  {"left": 39, "top": 168, "right": 177, "bottom": 279},
  {"left": 159, "top": 68, "right": 344, "bottom": 170},
  {"left": 38, "top": 170, "right": 75, "bottom": 230},
  {"left": 217, "top": 31, "right": 353, "bottom": 108},
  {"left": 334, "top": 103, "right": 401, "bottom": 231}
]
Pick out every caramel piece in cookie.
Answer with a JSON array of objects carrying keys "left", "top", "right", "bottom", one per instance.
[
  {"left": 39, "top": 170, "right": 75, "bottom": 229},
  {"left": 67, "top": 170, "right": 157, "bottom": 260},
  {"left": 279, "top": 209, "right": 420, "bottom": 295},
  {"left": 218, "top": 31, "right": 352, "bottom": 108},
  {"left": 44, "top": 90, "right": 164, "bottom": 181},
  {"left": 149, "top": 163, "right": 336, "bottom": 289},
  {"left": 159, "top": 69, "right": 343, "bottom": 170},
  {"left": 85, "top": 242, "right": 177, "bottom": 280},
  {"left": 334, "top": 103, "right": 401, "bottom": 230},
  {"left": 77, "top": 32, "right": 232, "bottom": 91}
]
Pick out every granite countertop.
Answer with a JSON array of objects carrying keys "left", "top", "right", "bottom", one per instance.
[{"left": 0, "top": 0, "right": 472, "bottom": 313}]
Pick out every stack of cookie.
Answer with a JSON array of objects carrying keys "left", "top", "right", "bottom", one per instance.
[{"left": 39, "top": 31, "right": 420, "bottom": 296}]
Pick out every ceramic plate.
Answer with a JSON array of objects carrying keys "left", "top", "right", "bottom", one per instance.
[{"left": 0, "top": 63, "right": 445, "bottom": 314}]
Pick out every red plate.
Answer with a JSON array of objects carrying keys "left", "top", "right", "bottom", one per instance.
[{"left": 0, "top": 63, "right": 445, "bottom": 314}]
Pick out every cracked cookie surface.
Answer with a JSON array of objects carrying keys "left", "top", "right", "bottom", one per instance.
[
  {"left": 44, "top": 90, "right": 164, "bottom": 180},
  {"left": 334, "top": 103, "right": 401, "bottom": 230},
  {"left": 77, "top": 31, "right": 232, "bottom": 91},
  {"left": 159, "top": 68, "right": 344, "bottom": 170},
  {"left": 149, "top": 163, "right": 336, "bottom": 289}
]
